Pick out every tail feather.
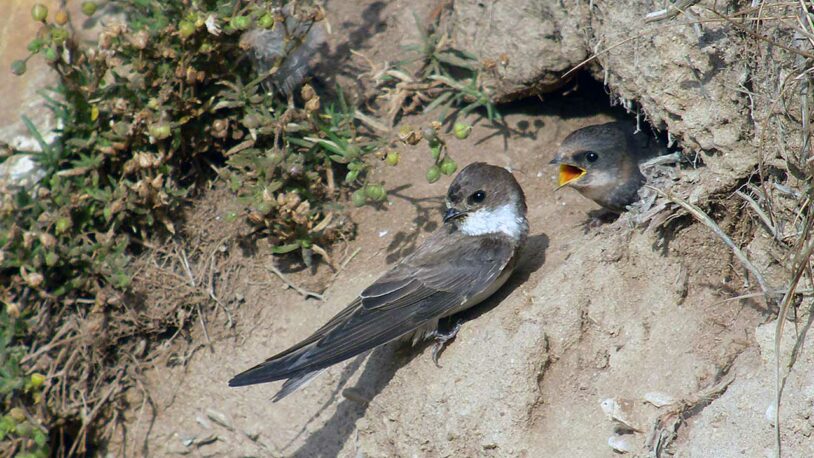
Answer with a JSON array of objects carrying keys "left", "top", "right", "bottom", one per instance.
[{"left": 272, "top": 369, "right": 326, "bottom": 402}]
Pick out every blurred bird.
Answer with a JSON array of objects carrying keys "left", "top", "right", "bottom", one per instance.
[
  {"left": 550, "top": 121, "right": 662, "bottom": 212},
  {"left": 229, "top": 162, "right": 529, "bottom": 400},
  {"left": 239, "top": 5, "right": 326, "bottom": 100}
]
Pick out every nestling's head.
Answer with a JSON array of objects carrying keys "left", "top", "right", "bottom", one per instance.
[
  {"left": 443, "top": 162, "right": 527, "bottom": 240},
  {"left": 550, "top": 122, "right": 646, "bottom": 212}
]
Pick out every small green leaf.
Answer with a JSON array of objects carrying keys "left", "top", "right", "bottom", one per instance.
[{"left": 271, "top": 243, "right": 300, "bottom": 254}]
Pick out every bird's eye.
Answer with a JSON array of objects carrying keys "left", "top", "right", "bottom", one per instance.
[
  {"left": 470, "top": 190, "right": 486, "bottom": 203},
  {"left": 585, "top": 151, "right": 599, "bottom": 163}
]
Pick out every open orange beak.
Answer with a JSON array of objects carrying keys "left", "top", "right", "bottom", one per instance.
[{"left": 557, "top": 164, "right": 586, "bottom": 187}]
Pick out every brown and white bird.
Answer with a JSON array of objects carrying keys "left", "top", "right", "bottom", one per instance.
[
  {"left": 229, "top": 162, "right": 529, "bottom": 400},
  {"left": 550, "top": 121, "right": 661, "bottom": 212}
]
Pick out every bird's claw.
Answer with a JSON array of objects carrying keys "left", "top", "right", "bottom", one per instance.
[{"left": 431, "top": 321, "right": 462, "bottom": 367}]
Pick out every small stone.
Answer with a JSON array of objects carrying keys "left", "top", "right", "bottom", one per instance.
[
  {"left": 195, "top": 414, "right": 212, "bottom": 429},
  {"left": 355, "top": 418, "right": 370, "bottom": 431},
  {"left": 206, "top": 408, "right": 234, "bottom": 431},
  {"left": 600, "top": 398, "right": 639, "bottom": 431},
  {"left": 608, "top": 435, "right": 634, "bottom": 453},
  {"left": 765, "top": 404, "right": 776, "bottom": 425},
  {"left": 643, "top": 391, "right": 676, "bottom": 408},
  {"left": 180, "top": 434, "right": 195, "bottom": 447}
]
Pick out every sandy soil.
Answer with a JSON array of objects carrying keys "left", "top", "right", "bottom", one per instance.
[
  {"left": 109, "top": 87, "right": 780, "bottom": 457},
  {"left": 102, "top": 1, "right": 813, "bottom": 457}
]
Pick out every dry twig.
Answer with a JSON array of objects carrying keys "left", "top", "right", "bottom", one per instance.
[{"left": 265, "top": 261, "right": 325, "bottom": 300}]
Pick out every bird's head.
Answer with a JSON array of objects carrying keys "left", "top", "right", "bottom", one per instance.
[
  {"left": 549, "top": 122, "right": 644, "bottom": 211},
  {"left": 443, "top": 162, "right": 527, "bottom": 240}
]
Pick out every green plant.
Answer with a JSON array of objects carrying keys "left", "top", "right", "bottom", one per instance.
[
  {"left": 384, "top": 13, "right": 501, "bottom": 125},
  {"left": 1, "top": 0, "right": 395, "bottom": 454}
]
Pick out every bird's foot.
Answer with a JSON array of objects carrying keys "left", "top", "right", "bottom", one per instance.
[{"left": 430, "top": 321, "right": 462, "bottom": 367}]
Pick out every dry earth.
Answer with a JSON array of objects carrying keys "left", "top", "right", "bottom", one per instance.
[
  {"left": 2, "top": 0, "right": 813, "bottom": 457},
  {"left": 107, "top": 1, "right": 814, "bottom": 457},
  {"left": 110, "top": 100, "right": 796, "bottom": 456}
]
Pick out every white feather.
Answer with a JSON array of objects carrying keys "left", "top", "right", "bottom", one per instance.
[{"left": 459, "top": 204, "right": 525, "bottom": 240}]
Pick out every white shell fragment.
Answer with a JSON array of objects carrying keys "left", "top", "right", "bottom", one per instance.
[
  {"left": 765, "top": 403, "right": 776, "bottom": 425},
  {"left": 608, "top": 434, "right": 635, "bottom": 453},
  {"left": 600, "top": 398, "right": 639, "bottom": 431},
  {"left": 643, "top": 391, "right": 677, "bottom": 408}
]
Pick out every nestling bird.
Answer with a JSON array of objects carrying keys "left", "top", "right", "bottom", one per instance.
[
  {"left": 550, "top": 121, "right": 661, "bottom": 212},
  {"left": 229, "top": 162, "right": 529, "bottom": 400}
]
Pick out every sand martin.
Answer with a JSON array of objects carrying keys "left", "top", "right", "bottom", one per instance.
[
  {"left": 550, "top": 121, "right": 660, "bottom": 212},
  {"left": 229, "top": 162, "right": 528, "bottom": 400}
]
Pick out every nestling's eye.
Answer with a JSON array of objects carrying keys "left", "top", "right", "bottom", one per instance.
[
  {"left": 585, "top": 151, "right": 599, "bottom": 163},
  {"left": 470, "top": 190, "right": 486, "bottom": 203}
]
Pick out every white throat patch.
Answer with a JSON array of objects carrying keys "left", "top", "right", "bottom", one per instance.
[{"left": 459, "top": 204, "right": 526, "bottom": 239}]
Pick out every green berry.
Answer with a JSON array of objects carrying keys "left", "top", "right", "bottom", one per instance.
[
  {"left": 440, "top": 158, "right": 457, "bottom": 176},
  {"left": 15, "top": 421, "right": 33, "bottom": 437},
  {"left": 10, "top": 60, "right": 27, "bottom": 76},
  {"left": 33, "top": 430, "right": 47, "bottom": 447},
  {"left": 421, "top": 126, "right": 437, "bottom": 142},
  {"left": 365, "top": 184, "right": 386, "bottom": 201},
  {"left": 81, "top": 2, "right": 98, "bottom": 17},
  {"left": 45, "top": 252, "right": 59, "bottom": 267},
  {"left": 30, "top": 373, "right": 46, "bottom": 388},
  {"left": 31, "top": 4, "right": 48, "bottom": 22},
  {"left": 426, "top": 165, "right": 441, "bottom": 183},
  {"left": 27, "top": 39, "right": 43, "bottom": 53},
  {"left": 351, "top": 189, "right": 366, "bottom": 207},
  {"left": 148, "top": 122, "right": 171, "bottom": 140},
  {"left": 55, "top": 217, "right": 71, "bottom": 234},
  {"left": 258, "top": 13, "right": 274, "bottom": 28},
  {"left": 179, "top": 20, "right": 196, "bottom": 39},
  {"left": 43, "top": 47, "right": 58, "bottom": 63},
  {"left": 50, "top": 27, "right": 69, "bottom": 44},
  {"left": 385, "top": 152, "right": 400, "bottom": 166},
  {"left": 430, "top": 143, "right": 441, "bottom": 160},
  {"left": 231, "top": 15, "right": 250, "bottom": 30},
  {"left": 453, "top": 122, "right": 472, "bottom": 140}
]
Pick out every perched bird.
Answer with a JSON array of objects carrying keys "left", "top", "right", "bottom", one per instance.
[
  {"left": 230, "top": 162, "right": 529, "bottom": 400},
  {"left": 550, "top": 121, "right": 661, "bottom": 212}
]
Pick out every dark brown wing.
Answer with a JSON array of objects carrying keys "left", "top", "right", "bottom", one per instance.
[{"left": 228, "top": 231, "right": 516, "bottom": 387}]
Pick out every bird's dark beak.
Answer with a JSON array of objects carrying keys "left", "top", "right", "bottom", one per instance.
[
  {"left": 548, "top": 157, "right": 561, "bottom": 165},
  {"left": 443, "top": 207, "right": 465, "bottom": 223}
]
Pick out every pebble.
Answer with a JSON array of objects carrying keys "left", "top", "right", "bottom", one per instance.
[
  {"left": 195, "top": 414, "right": 212, "bottom": 429},
  {"left": 765, "top": 403, "right": 776, "bottom": 425},
  {"left": 0, "top": 155, "right": 45, "bottom": 191},
  {"left": 608, "top": 435, "right": 634, "bottom": 453},
  {"left": 206, "top": 408, "right": 234, "bottom": 431},
  {"left": 643, "top": 391, "right": 676, "bottom": 408}
]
